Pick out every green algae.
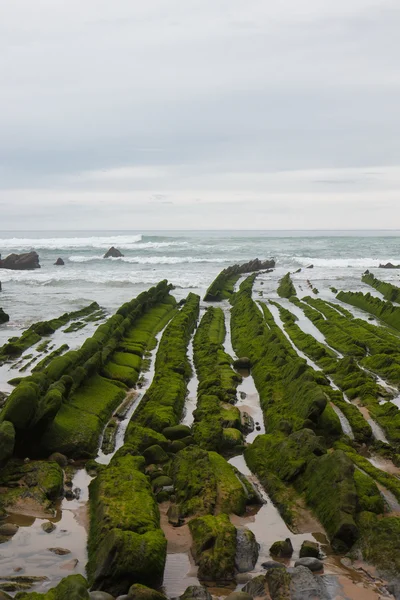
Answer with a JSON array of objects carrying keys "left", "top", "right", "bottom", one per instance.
[
  {"left": 203, "top": 258, "right": 275, "bottom": 302},
  {"left": 189, "top": 513, "right": 237, "bottom": 582},
  {"left": 362, "top": 271, "right": 400, "bottom": 303},
  {"left": 14, "top": 575, "right": 89, "bottom": 600},
  {"left": 277, "top": 273, "right": 296, "bottom": 298}
]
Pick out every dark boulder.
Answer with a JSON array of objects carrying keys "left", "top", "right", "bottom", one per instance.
[
  {"left": 294, "top": 557, "right": 323, "bottom": 572},
  {"left": 0, "top": 308, "right": 9, "bottom": 324},
  {"left": 0, "top": 251, "right": 40, "bottom": 270},
  {"left": 379, "top": 262, "right": 400, "bottom": 269},
  {"left": 306, "top": 264, "right": 314, "bottom": 269},
  {"left": 299, "top": 540, "right": 320, "bottom": 558},
  {"left": 104, "top": 247, "right": 124, "bottom": 258},
  {"left": 233, "top": 357, "right": 252, "bottom": 370},
  {"left": 54, "top": 257, "right": 65, "bottom": 266},
  {"left": 235, "top": 528, "right": 259, "bottom": 572}
]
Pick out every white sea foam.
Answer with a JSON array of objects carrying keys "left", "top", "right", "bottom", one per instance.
[
  {"left": 292, "top": 257, "right": 400, "bottom": 268},
  {"left": 0, "top": 234, "right": 143, "bottom": 251},
  {"left": 68, "top": 255, "right": 230, "bottom": 265}
]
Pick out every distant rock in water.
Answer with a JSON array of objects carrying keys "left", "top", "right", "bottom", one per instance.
[
  {"left": 0, "top": 308, "right": 9, "bottom": 324},
  {"left": 379, "top": 262, "right": 400, "bottom": 269},
  {"left": 104, "top": 246, "right": 124, "bottom": 258},
  {"left": 0, "top": 251, "right": 40, "bottom": 270},
  {"left": 306, "top": 264, "right": 314, "bottom": 269},
  {"left": 54, "top": 257, "right": 65, "bottom": 266}
]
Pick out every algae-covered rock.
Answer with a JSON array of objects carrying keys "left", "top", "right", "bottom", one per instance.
[
  {"left": 189, "top": 514, "right": 237, "bottom": 583},
  {"left": 269, "top": 538, "right": 293, "bottom": 558},
  {"left": 88, "top": 455, "right": 166, "bottom": 595},
  {"left": 172, "top": 446, "right": 217, "bottom": 516},
  {"left": 142, "top": 444, "right": 169, "bottom": 464},
  {"left": 14, "top": 575, "right": 90, "bottom": 599},
  {"left": 242, "top": 575, "right": 267, "bottom": 597},
  {"left": 151, "top": 475, "right": 173, "bottom": 490},
  {"left": 48, "top": 452, "right": 68, "bottom": 467},
  {"left": 299, "top": 540, "right": 320, "bottom": 558},
  {"left": 91, "top": 528, "right": 166, "bottom": 596},
  {"left": 0, "top": 421, "right": 15, "bottom": 465},
  {"left": 41, "top": 521, "right": 56, "bottom": 534},
  {"left": 290, "top": 566, "right": 328, "bottom": 600},
  {"left": 300, "top": 450, "right": 358, "bottom": 551},
  {"left": 179, "top": 587, "right": 212, "bottom": 600},
  {"left": 358, "top": 513, "right": 400, "bottom": 575},
  {"left": 162, "top": 425, "right": 191, "bottom": 440},
  {"left": 127, "top": 584, "right": 167, "bottom": 600},
  {"left": 124, "top": 424, "right": 168, "bottom": 453},
  {"left": 265, "top": 567, "right": 291, "bottom": 600}
]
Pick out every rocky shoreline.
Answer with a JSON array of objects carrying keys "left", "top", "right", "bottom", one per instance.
[{"left": 1, "top": 263, "right": 400, "bottom": 598}]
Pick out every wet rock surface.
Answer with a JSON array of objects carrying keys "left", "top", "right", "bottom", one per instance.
[
  {"left": 104, "top": 247, "right": 124, "bottom": 258},
  {"left": 294, "top": 557, "right": 324, "bottom": 572},
  {"left": 235, "top": 528, "right": 259, "bottom": 573},
  {"left": 0, "top": 251, "right": 40, "bottom": 270}
]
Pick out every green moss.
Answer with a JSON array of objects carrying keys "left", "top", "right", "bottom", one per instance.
[
  {"left": 204, "top": 258, "right": 274, "bottom": 302},
  {"left": 300, "top": 450, "right": 358, "bottom": 551},
  {"left": 358, "top": 514, "right": 400, "bottom": 575},
  {"left": 15, "top": 575, "right": 89, "bottom": 600},
  {"left": 162, "top": 425, "right": 191, "bottom": 440},
  {"left": 362, "top": 271, "right": 400, "bottom": 303},
  {"left": 277, "top": 273, "right": 296, "bottom": 298},
  {"left": 172, "top": 446, "right": 217, "bottom": 516},
  {"left": 124, "top": 423, "right": 168, "bottom": 453},
  {"left": 127, "top": 584, "right": 167, "bottom": 600},
  {"left": 208, "top": 451, "right": 248, "bottom": 515},
  {"left": 0, "top": 421, "right": 15, "bottom": 465},
  {"left": 353, "top": 469, "right": 384, "bottom": 514},
  {"left": 88, "top": 454, "right": 166, "bottom": 595},
  {"left": 189, "top": 513, "right": 237, "bottom": 582}
]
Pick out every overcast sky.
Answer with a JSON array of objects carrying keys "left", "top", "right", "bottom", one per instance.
[{"left": 1, "top": 0, "right": 399, "bottom": 230}]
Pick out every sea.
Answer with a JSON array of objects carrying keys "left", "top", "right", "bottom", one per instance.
[{"left": 1, "top": 229, "right": 400, "bottom": 340}]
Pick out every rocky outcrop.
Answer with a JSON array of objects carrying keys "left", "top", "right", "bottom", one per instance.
[
  {"left": 54, "top": 258, "right": 65, "bottom": 266},
  {"left": 104, "top": 247, "right": 124, "bottom": 258},
  {"left": 379, "top": 262, "right": 400, "bottom": 269},
  {"left": 204, "top": 258, "right": 275, "bottom": 301},
  {"left": 0, "top": 251, "right": 40, "bottom": 270},
  {"left": 0, "top": 421, "right": 15, "bottom": 466},
  {"left": 0, "top": 308, "right": 9, "bottom": 324}
]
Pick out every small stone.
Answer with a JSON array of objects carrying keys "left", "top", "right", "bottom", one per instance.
[
  {"left": 89, "top": 592, "right": 115, "bottom": 600},
  {"left": 0, "top": 523, "right": 19, "bottom": 537},
  {"left": 48, "top": 547, "right": 71, "bottom": 555},
  {"left": 60, "top": 558, "right": 79, "bottom": 570},
  {"left": 24, "top": 457, "right": 30, "bottom": 463},
  {"left": 261, "top": 560, "right": 284, "bottom": 570},
  {"left": 73, "top": 487, "right": 81, "bottom": 499},
  {"left": 240, "top": 392, "right": 247, "bottom": 400},
  {"left": 64, "top": 490, "right": 75, "bottom": 500},
  {"left": 41, "top": 521, "right": 56, "bottom": 534},
  {"left": 294, "top": 557, "right": 323, "bottom": 572}
]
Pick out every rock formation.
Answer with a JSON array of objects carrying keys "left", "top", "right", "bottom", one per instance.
[
  {"left": 54, "top": 257, "right": 65, "bottom": 266},
  {"left": 104, "top": 247, "right": 124, "bottom": 258},
  {"left": 0, "top": 251, "right": 40, "bottom": 270},
  {"left": 0, "top": 308, "right": 9, "bottom": 324},
  {"left": 379, "top": 262, "right": 400, "bottom": 269}
]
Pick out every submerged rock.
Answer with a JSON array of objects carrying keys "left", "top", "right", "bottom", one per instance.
[
  {"left": 48, "top": 547, "right": 71, "bottom": 555},
  {"left": 104, "top": 247, "right": 124, "bottom": 258},
  {"left": 294, "top": 557, "right": 323, "bottom": 572},
  {"left": 42, "top": 521, "right": 56, "bottom": 533},
  {"left": 0, "top": 251, "right": 40, "bottom": 270}
]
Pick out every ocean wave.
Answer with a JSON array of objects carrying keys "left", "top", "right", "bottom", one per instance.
[
  {"left": 291, "top": 257, "right": 400, "bottom": 268},
  {"left": 68, "top": 255, "right": 230, "bottom": 265},
  {"left": 0, "top": 234, "right": 143, "bottom": 251}
]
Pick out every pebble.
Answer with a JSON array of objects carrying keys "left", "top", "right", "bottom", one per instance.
[
  {"left": 47, "top": 547, "right": 71, "bottom": 555},
  {"left": 261, "top": 560, "right": 285, "bottom": 570},
  {"left": 41, "top": 522, "right": 56, "bottom": 533}
]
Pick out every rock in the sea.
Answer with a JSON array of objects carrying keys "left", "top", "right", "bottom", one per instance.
[
  {"left": 0, "top": 251, "right": 40, "bottom": 270},
  {"left": 379, "top": 262, "right": 400, "bottom": 269},
  {"left": 269, "top": 538, "right": 293, "bottom": 558},
  {"left": 0, "top": 523, "right": 19, "bottom": 537},
  {"left": 41, "top": 521, "right": 56, "bottom": 533},
  {"left": 179, "top": 586, "right": 212, "bottom": 600},
  {"left": 242, "top": 574, "right": 267, "bottom": 597},
  {"left": 299, "top": 540, "right": 320, "bottom": 558},
  {"left": 290, "top": 565, "right": 329, "bottom": 600},
  {"left": 306, "top": 264, "right": 314, "bottom": 269},
  {"left": 127, "top": 584, "right": 167, "bottom": 600},
  {"left": 89, "top": 592, "right": 115, "bottom": 600},
  {"left": 294, "top": 557, "right": 323, "bottom": 572},
  {"left": 54, "top": 257, "right": 65, "bottom": 266},
  {"left": 48, "top": 547, "right": 71, "bottom": 555},
  {"left": 235, "top": 528, "right": 259, "bottom": 572},
  {"left": 233, "top": 357, "right": 252, "bottom": 370},
  {"left": 104, "top": 247, "right": 124, "bottom": 258},
  {"left": 0, "top": 308, "right": 9, "bottom": 324}
]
